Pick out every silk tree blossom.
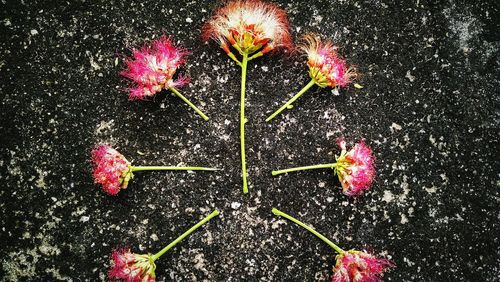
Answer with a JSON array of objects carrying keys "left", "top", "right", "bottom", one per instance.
[
  {"left": 121, "top": 37, "right": 188, "bottom": 99},
  {"left": 91, "top": 144, "right": 219, "bottom": 196},
  {"left": 271, "top": 139, "right": 375, "bottom": 197},
  {"left": 301, "top": 34, "right": 356, "bottom": 88},
  {"left": 108, "top": 249, "right": 156, "bottom": 281},
  {"left": 202, "top": 0, "right": 292, "bottom": 58},
  {"left": 334, "top": 139, "right": 375, "bottom": 196},
  {"left": 203, "top": 0, "right": 292, "bottom": 194},
  {"left": 272, "top": 208, "right": 394, "bottom": 282},
  {"left": 109, "top": 210, "right": 219, "bottom": 282},
  {"left": 91, "top": 144, "right": 133, "bottom": 196},
  {"left": 266, "top": 34, "right": 357, "bottom": 121},
  {"left": 120, "top": 36, "right": 209, "bottom": 120},
  {"left": 332, "top": 250, "right": 394, "bottom": 282}
]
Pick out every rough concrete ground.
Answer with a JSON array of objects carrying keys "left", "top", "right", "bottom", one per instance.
[{"left": 0, "top": 0, "right": 499, "bottom": 281}]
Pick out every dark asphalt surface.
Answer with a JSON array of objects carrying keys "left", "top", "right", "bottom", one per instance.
[{"left": 1, "top": 0, "right": 499, "bottom": 281}]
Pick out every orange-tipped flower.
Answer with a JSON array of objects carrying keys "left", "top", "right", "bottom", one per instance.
[
  {"left": 300, "top": 34, "right": 357, "bottom": 88},
  {"left": 203, "top": 0, "right": 292, "bottom": 55}
]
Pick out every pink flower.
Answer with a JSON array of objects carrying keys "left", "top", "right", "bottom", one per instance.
[
  {"left": 202, "top": 0, "right": 292, "bottom": 55},
  {"left": 91, "top": 144, "right": 132, "bottom": 196},
  {"left": 108, "top": 248, "right": 156, "bottom": 282},
  {"left": 120, "top": 37, "right": 189, "bottom": 100},
  {"left": 334, "top": 139, "right": 375, "bottom": 196},
  {"left": 300, "top": 34, "right": 356, "bottom": 88},
  {"left": 332, "top": 250, "right": 394, "bottom": 282}
]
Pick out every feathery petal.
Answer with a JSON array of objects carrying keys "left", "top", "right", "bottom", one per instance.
[
  {"left": 203, "top": 0, "right": 292, "bottom": 55},
  {"left": 91, "top": 144, "right": 132, "bottom": 195},
  {"left": 334, "top": 139, "right": 375, "bottom": 196},
  {"left": 120, "top": 37, "right": 188, "bottom": 100},
  {"left": 332, "top": 250, "right": 394, "bottom": 282},
  {"left": 108, "top": 248, "right": 156, "bottom": 282},
  {"left": 300, "top": 34, "right": 356, "bottom": 88}
]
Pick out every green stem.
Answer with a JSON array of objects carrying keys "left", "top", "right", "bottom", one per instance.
[
  {"left": 169, "top": 87, "right": 209, "bottom": 121},
  {"left": 272, "top": 208, "right": 344, "bottom": 254},
  {"left": 151, "top": 210, "right": 219, "bottom": 261},
  {"left": 241, "top": 53, "right": 249, "bottom": 194},
  {"left": 232, "top": 44, "right": 244, "bottom": 56},
  {"left": 266, "top": 79, "right": 316, "bottom": 122},
  {"left": 227, "top": 52, "right": 242, "bottom": 66},
  {"left": 131, "top": 166, "right": 219, "bottom": 172},
  {"left": 272, "top": 163, "right": 337, "bottom": 176},
  {"left": 248, "top": 51, "right": 263, "bottom": 61}
]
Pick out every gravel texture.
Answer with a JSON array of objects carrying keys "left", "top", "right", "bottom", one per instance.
[{"left": 1, "top": 0, "right": 499, "bottom": 281}]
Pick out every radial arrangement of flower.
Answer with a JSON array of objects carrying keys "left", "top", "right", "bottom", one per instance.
[{"left": 91, "top": 0, "right": 395, "bottom": 281}]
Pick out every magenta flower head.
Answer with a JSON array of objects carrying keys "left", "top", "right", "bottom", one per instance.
[
  {"left": 202, "top": 0, "right": 292, "bottom": 57},
  {"left": 108, "top": 248, "right": 156, "bottom": 282},
  {"left": 120, "top": 36, "right": 188, "bottom": 100},
  {"left": 332, "top": 250, "right": 394, "bottom": 282},
  {"left": 91, "top": 144, "right": 133, "bottom": 196},
  {"left": 334, "top": 139, "right": 376, "bottom": 196},
  {"left": 91, "top": 144, "right": 218, "bottom": 196},
  {"left": 301, "top": 34, "right": 357, "bottom": 88},
  {"left": 120, "top": 37, "right": 209, "bottom": 120}
]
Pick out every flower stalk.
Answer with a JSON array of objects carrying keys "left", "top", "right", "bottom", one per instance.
[
  {"left": 131, "top": 166, "right": 219, "bottom": 172},
  {"left": 240, "top": 53, "right": 249, "bottom": 193},
  {"left": 272, "top": 163, "right": 337, "bottom": 176},
  {"left": 266, "top": 79, "right": 316, "bottom": 122},
  {"left": 169, "top": 87, "right": 209, "bottom": 121},
  {"left": 151, "top": 210, "right": 219, "bottom": 261},
  {"left": 272, "top": 208, "right": 344, "bottom": 254}
]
